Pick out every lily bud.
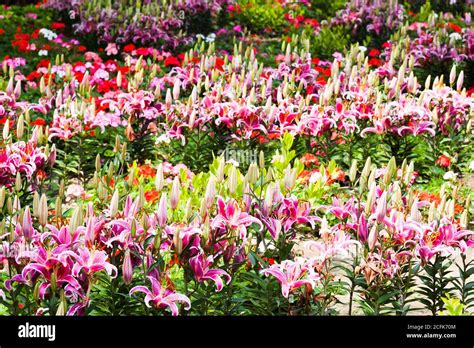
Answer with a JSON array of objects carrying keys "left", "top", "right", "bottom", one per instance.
[
  {"left": 365, "top": 182, "right": 377, "bottom": 215},
  {"left": 14, "top": 80, "right": 21, "bottom": 99},
  {"left": 123, "top": 250, "right": 133, "bottom": 285},
  {"left": 157, "top": 192, "right": 168, "bottom": 227},
  {"left": 0, "top": 186, "right": 5, "bottom": 209},
  {"left": 259, "top": 151, "right": 265, "bottom": 169},
  {"left": 359, "top": 157, "right": 372, "bottom": 192},
  {"left": 22, "top": 206, "right": 34, "bottom": 240},
  {"left": 3, "top": 119, "right": 10, "bottom": 140},
  {"left": 204, "top": 175, "right": 217, "bottom": 207},
  {"left": 16, "top": 114, "right": 24, "bottom": 139},
  {"left": 404, "top": 161, "right": 414, "bottom": 186},
  {"left": 410, "top": 197, "right": 421, "bottom": 222},
  {"left": 55, "top": 197, "right": 62, "bottom": 220},
  {"left": 216, "top": 157, "right": 225, "bottom": 183},
  {"left": 457, "top": 71, "right": 464, "bottom": 91},
  {"left": 110, "top": 190, "right": 119, "bottom": 218},
  {"left": 247, "top": 163, "right": 259, "bottom": 184},
  {"left": 283, "top": 165, "right": 297, "bottom": 191},
  {"left": 170, "top": 176, "right": 180, "bottom": 210},
  {"left": 367, "top": 169, "right": 376, "bottom": 189},
  {"left": 58, "top": 179, "right": 65, "bottom": 198},
  {"left": 172, "top": 79, "right": 180, "bottom": 100},
  {"left": 69, "top": 206, "right": 83, "bottom": 233},
  {"left": 155, "top": 164, "right": 164, "bottom": 191},
  {"left": 184, "top": 198, "right": 193, "bottom": 221},
  {"left": 368, "top": 225, "right": 378, "bottom": 251},
  {"left": 228, "top": 166, "right": 238, "bottom": 194},
  {"left": 375, "top": 191, "right": 387, "bottom": 223},
  {"left": 56, "top": 290, "right": 66, "bottom": 316},
  {"left": 95, "top": 154, "right": 101, "bottom": 172},
  {"left": 38, "top": 194, "right": 48, "bottom": 227},
  {"left": 460, "top": 210, "right": 468, "bottom": 229},
  {"left": 15, "top": 172, "right": 22, "bottom": 192},
  {"left": 449, "top": 65, "right": 456, "bottom": 85},
  {"left": 173, "top": 229, "right": 183, "bottom": 255},
  {"left": 349, "top": 160, "right": 357, "bottom": 183}
]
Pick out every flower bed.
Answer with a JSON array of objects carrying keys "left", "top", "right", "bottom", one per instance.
[{"left": 0, "top": 0, "right": 473, "bottom": 316}]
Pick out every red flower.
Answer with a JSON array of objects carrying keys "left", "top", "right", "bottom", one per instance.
[
  {"left": 26, "top": 71, "right": 41, "bottom": 81},
  {"left": 78, "top": 45, "right": 87, "bottom": 52},
  {"left": 368, "top": 58, "right": 382, "bottom": 67},
  {"left": 123, "top": 44, "right": 136, "bottom": 53},
  {"left": 447, "top": 22, "right": 462, "bottom": 33},
  {"left": 31, "top": 118, "right": 46, "bottom": 126},
  {"left": 369, "top": 48, "right": 380, "bottom": 57},
  {"left": 436, "top": 154, "right": 451, "bottom": 168},
  {"left": 138, "top": 164, "right": 156, "bottom": 178},
  {"left": 145, "top": 189, "right": 160, "bottom": 203},
  {"left": 12, "top": 40, "right": 29, "bottom": 52},
  {"left": 37, "top": 59, "right": 50, "bottom": 68},
  {"left": 301, "top": 153, "right": 319, "bottom": 167},
  {"left": 164, "top": 56, "right": 180, "bottom": 67},
  {"left": 215, "top": 57, "right": 225, "bottom": 72},
  {"left": 51, "top": 22, "right": 65, "bottom": 30},
  {"left": 304, "top": 18, "right": 319, "bottom": 28},
  {"left": 136, "top": 47, "right": 150, "bottom": 56},
  {"left": 0, "top": 29, "right": 5, "bottom": 35}
]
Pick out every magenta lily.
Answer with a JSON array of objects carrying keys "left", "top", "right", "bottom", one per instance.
[
  {"left": 70, "top": 248, "right": 117, "bottom": 278},
  {"left": 189, "top": 253, "right": 231, "bottom": 292},
  {"left": 130, "top": 275, "right": 191, "bottom": 316},
  {"left": 211, "top": 196, "right": 263, "bottom": 241}
]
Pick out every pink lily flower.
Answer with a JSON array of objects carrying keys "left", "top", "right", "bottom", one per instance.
[
  {"left": 278, "top": 197, "right": 316, "bottom": 232},
  {"left": 261, "top": 258, "right": 319, "bottom": 298},
  {"left": 189, "top": 253, "right": 231, "bottom": 292},
  {"left": 130, "top": 275, "right": 191, "bottom": 316},
  {"left": 70, "top": 248, "right": 117, "bottom": 278},
  {"left": 211, "top": 196, "right": 263, "bottom": 241}
]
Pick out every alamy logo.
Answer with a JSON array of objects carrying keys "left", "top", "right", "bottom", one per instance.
[{"left": 18, "top": 322, "right": 56, "bottom": 341}]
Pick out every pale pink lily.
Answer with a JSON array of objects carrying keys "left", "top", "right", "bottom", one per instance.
[
  {"left": 261, "top": 257, "right": 319, "bottom": 298},
  {"left": 130, "top": 275, "right": 191, "bottom": 316}
]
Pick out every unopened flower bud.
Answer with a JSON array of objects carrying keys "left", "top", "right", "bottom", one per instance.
[
  {"left": 69, "top": 205, "right": 83, "bottom": 233},
  {"left": 123, "top": 250, "right": 133, "bottom": 285},
  {"left": 0, "top": 186, "right": 5, "bottom": 209},
  {"left": 457, "top": 71, "right": 464, "bottom": 91},
  {"left": 170, "top": 176, "right": 180, "bottom": 210},
  {"left": 283, "top": 165, "right": 297, "bottom": 191},
  {"left": 259, "top": 151, "right": 265, "bottom": 169},
  {"left": 157, "top": 192, "right": 168, "bottom": 227},
  {"left": 216, "top": 157, "right": 225, "bottom": 183},
  {"left": 55, "top": 197, "right": 62, "bottom": 220},
  {"left": 247, "top": 163, "right": 259, "bottom": 184},
  {"left": 38, "top": 194, "right": 48, "bottom": 226},
  {"left": 228, "top": 166, "right": 238, "bottom": 194},
  {"left": 184, "top": 198, "right": 193, "bottom": 221},
  {"left": 173, "top": 229, "right": 183, "bottom": 255},
  {"left": 155, "top": 164, "right": 164, "bottom": 191},
  {"left": 15, "top": 172, "right": 22, "bottom": 192},
  {"left": 449, "top": 65, "right": 456, "bottom": 85},
  {"left": 22, "top": 206, "right": 34, "bottom": 240},
  {"left": 349, "top": 160, "right": 358, "bottom": 183},
  {"left": 368, "top": 225, "right": 378, "bottom": 251},
  {"left": 16, "top": 114, "right": 24, "bottom": 139}
]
